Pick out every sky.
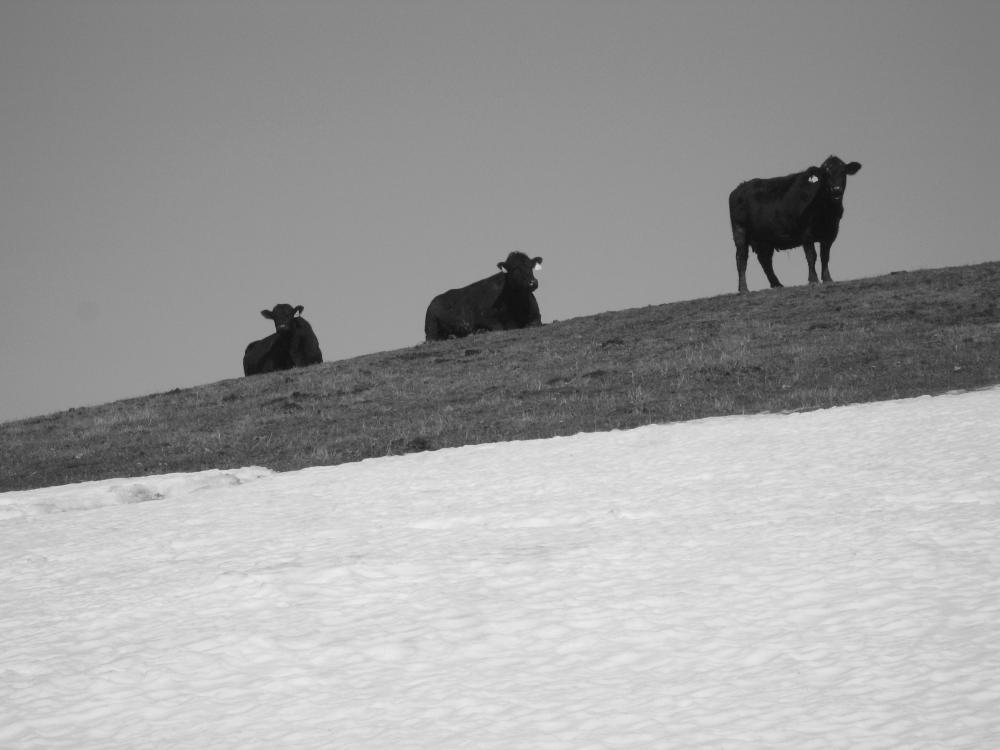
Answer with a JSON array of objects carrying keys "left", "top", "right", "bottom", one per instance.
[
  {"left": 1, "top": 0, "right": 998, "bottom": 423},
  {"left": 2, "top": 388, "right": 999, "bottom": 747}
]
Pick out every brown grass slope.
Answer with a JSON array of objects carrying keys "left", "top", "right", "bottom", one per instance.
[{"left": 2, "top": 262, "right": 999, "bottom": 491}]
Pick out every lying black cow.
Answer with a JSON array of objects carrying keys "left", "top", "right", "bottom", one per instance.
[
  {"left": 243, "top": 303, "right": 323, "bottom": 376},
  {"left": 425, "top": 251, "right": 543, "bottom": 341},
  {"left": 729, "top": 155, "right": 861, "bottom": 293}
]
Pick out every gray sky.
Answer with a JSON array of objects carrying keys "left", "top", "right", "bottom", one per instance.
[{"left": 2, "top": 0, "right": 998, "bottom": 424}]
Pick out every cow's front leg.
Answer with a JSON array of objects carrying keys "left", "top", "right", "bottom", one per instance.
[
  {"left": 755, "top": 247, "right": 783, "bottom": 288},
  {"left": 820, "top": 241, "right": 834, "bottom": 283},
  {"left": 803, "top": 242, "right": 819, "bottom": 284}
]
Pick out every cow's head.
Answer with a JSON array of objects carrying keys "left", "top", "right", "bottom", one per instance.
[
  {"left": 498, "top": 252, "right": 543, "bottom": 292},
  {"left": 261, "top": 303, "right": 304, "bottom": 332},
  {"left": 817, "top": 155, "right": 861, "bottom": 201}
]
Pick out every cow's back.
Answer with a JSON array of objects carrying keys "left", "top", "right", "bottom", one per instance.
[
  {"left": 243, "top": 332, "right": 294, "bottom": 375},
  {"left": 425, "top": 274, "right": 506, "bottom": 341},
  {"left": 730, "top": 173, "right": 825, "bottom": 250}
]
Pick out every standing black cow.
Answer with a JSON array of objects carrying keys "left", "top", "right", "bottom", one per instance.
[
  {"left": 729, "top": 155, "right": 862, "bottom": 293},
  {"left": 243, "top": 303, "right": 323, "bottom": 376},
  {"left": 424, "top": 251, "right": 543, "bottom": 341}
]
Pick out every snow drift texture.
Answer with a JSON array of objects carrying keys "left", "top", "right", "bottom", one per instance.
[{"left": 2, "top": 388, "right": 999, "bottom": 748}]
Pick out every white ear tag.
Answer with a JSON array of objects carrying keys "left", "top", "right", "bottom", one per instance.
[
  {"left": 534, "top": 261, "right": 542, "bottom": 271},
  {"left": 808, "top": 175, "right": 819, "bottom": 183}
]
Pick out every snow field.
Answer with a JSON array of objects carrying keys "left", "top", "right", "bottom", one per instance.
[{"left": 2, "top": 388, "right": 999, "bottom": 748}]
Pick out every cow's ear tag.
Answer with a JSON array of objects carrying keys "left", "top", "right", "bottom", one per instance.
[
  {"left": 808, "top": 175, "right": 819, "bottom": 183},
  {"left": 534, "top": 261, "right": 542, "bottom": 271}
]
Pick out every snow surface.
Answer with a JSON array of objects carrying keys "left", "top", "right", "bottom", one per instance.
[{"left": 2, "top": 388, "right": 999, "bottom": 749}]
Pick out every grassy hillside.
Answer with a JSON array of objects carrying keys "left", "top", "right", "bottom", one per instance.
[{"left": 3, "top": 262, "right": 999, "bottom": 492}]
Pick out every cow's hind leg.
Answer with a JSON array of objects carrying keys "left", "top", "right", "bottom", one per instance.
[
  {"left": 803, "top": 242, "right": 819, "bottom": 285},
  {"left": 820, "top": 241, "right": 834, "bottom": 283},
  {"left": 755, "top": 246, "right": 783, "bottom": 288},
  {"left": 734, "top": 230, "right": 751, "bottom": 294}
]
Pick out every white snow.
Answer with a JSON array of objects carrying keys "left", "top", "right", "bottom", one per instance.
[{"left": 2, "top": 388, "right": 999, "bottom": 749}]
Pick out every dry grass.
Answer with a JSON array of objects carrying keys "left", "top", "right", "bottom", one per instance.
[{"left": 2, "top": 261, "right": 999, "bottom": 491}]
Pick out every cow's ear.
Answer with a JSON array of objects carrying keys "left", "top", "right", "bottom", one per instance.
[
  {"left": 260, "top": 309, "right": 274, "bottom": 320},
  {"left": 846, "top": 161, "right": 861, "bottom": 175},
  {"left": 294, "top": 305, "right": 304, "bottom": 315},
  {"left": 533, "top": 257, "right": 543, "bottom": 270},
  {"left": 498, "top": 262, "right": 508, "bottom": 273}
]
